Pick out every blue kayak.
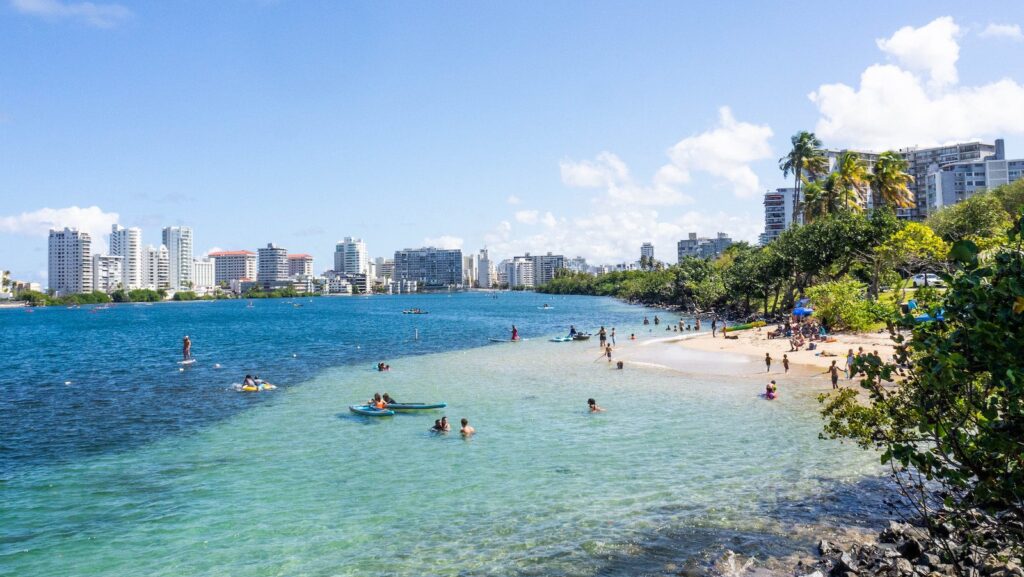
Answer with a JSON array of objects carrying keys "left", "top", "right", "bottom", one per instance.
[
  {"left": 386, "top": 402, "right": 447, "bottom": 411},
  {"left": 349, "top": 404, "right": 395, "bottom": 416}
]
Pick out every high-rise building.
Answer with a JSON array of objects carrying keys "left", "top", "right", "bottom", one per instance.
[
  {"left": 192, "top": 258, "right": 215, "bottom": 290},
  {"left": 760, "top": 188, "right": 796, "bottom": 245},
  {"left": 257, "top": 243, "right": 289, "bottom": 287},
  {"left": 143, "top": 245, "right": 170, "bottom": 290},
  {"left": 925, "top": 139, "right": 1023, "bottom": 215},
  {"left": 477, "top": 249, "right": 493, "bottom": 288},
  {"left": 161, "top": 226, "right": 194, "bottom": 290},
  {"left": 506, "top": 256, "right": 535, "bottom": 288},
  {"left": 109, "top": 225, "right": 142, "bottom": 289},
  {"left": 677, "top": 232, "right": 733, "bottom": 261},
  {"left": 528, "top": 253, "right": 565, "bottom": 286},
  {"left": 92, "top": 254, "right": 124, "bottom": 293},
  {"left": 288, "top": 254, "right": 314, "bottom": 278},
  {"left": 393, "top": 247, "right": 463, "bottom": 288},
  {"left": 640, "top": 242, "right": 654, "bottom": 261},
  {"left": 377, "top": 258, "right": 395, "bottom": 281},
  {"left": 48, "top": 228, "right": 93, "bottom": 296},
  {"left": 566, "top": 256, "right": 589, "bottom": 273},
  {"left": 334, "top": 237, "right": 368, "bottom": 275},
  {"left": 462, "top": 254, "right": 478, "bottom": 287},
  {"left": 208, "top": 250, "right": 257, "bottom": 284}
]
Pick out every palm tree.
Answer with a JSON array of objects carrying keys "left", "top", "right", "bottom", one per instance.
[
  {"left": 779, "top": 131, "right": 827, "bottom": 225},
  {"left": 801, "top": 181, "right": 827, "bottom": 224},
  {"left": 871, "top": 151, "right": 915, "bottom": 209},
  {"left": 834, "top": 151, "right": 870, "bottom": 211}
]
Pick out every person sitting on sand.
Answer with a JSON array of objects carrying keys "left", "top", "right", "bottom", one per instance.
[
  {"left": 460, "top": 418, "right": 475, "bottom": 437},
  {"left": 588, "top": 398, "right": 605, "bottom": 412}
]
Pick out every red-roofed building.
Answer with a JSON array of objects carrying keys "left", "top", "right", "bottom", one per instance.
[
  {"left": 288, "top": 254, "right": 314, "bottom": 278},
  {"left": 209, "top": 250, "right": 257, "bottom": 284}
]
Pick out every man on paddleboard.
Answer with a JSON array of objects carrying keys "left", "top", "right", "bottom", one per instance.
[{"left": 183, "top": 335, "right": 192, "bottom": 361}]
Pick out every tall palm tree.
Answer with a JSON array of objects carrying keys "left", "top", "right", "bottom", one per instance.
[
  {"left": 871, "top": 151, "right": 915, "bottom": 209},
  {"left": 779, "top": 131, "right": 827, "bottom": 226},
  {"left": 834, "top": 151, "right": 870, "bottom": 211},
  {"left": 801, "top": 181, "right": 827, "bottom": 224}
]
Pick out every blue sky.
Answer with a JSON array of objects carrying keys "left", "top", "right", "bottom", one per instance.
[{"left": 3, "top": 1, "right": 1024, "bottom": 282}]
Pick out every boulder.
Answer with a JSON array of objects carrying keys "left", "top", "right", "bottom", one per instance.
[{"left": 898, "top": 539, "right": 924, "bottom": 560}]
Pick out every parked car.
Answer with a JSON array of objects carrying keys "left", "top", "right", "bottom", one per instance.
[{"left": 911, "top": 273, "right": 943, "bottom": 287}]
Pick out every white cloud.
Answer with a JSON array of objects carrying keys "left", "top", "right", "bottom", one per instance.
[
  {"left": 10, "top": 0, "right": 131, "bottom": 28},
  {"left": 540, "top": 212, "right": 558, "bottom": 228},
  {"left": 423, "top": 235, "right": 463, "bottom": 250},
  {"left": 810, "top": 16, "right": 1024, "bottom": 150},
  {"left": 506, "top": 195, "right": 521, "bottom": 205},
  {"left": 876, "top": 16, "right": 960, "bottom": 89},
  {"left": 0, "top": 206, "right": 119, "bottom": 242},
  {"left": 559, "top": 107, "right": 772, "bottom": 204},
  {"left": 514, "top": 210, "right": 539, "bottom": 224},
  {"left": 980, "top": 23, "right": 1024, "bottom": 41},
  {"left": 204, "top": 246, "right": 224, "bottom": 257},
  {"left": 665, "top": 106, "right": 773, "bottom": 199}
]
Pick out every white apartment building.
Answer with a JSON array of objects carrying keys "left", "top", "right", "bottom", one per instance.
[
  {"left": 109, "top": 225, "right": 142, "bottom": 289},
  {"left": 162, "top": 226, "right": 194, "bottom": 290},
  {"left": 477, "top": 249, "right": 493, "bottom": 288},
  {"left": 924, "top": 139, "right": 1024, "bottom": 215},
  {"left": 506, "top": 256, "right": 535, "bottom": 288},
  {"left": 192, "top": 258, "right": 215, "bottom": 291},
  {"left": 209, "top": 250, "right": 257, "bottom": 284},
  {"left": 143, "top": 245, "right": 170, "bottom": 290},
  {"left": 334, "top": 237, "right": 368, "bottom": 275},
  {"left": 92, "top": 254, "right": 124, "bottom": 293},
  {"left": 48, "top": 228, "right": 93, "bottom": 296},
  {"left": 640, "top": 242, "right": 654, "bottom": 261},
  {"left": 288, "top": 254, "right": 314, "bottom": 278},
  {"left": 760, "top": 188, "right": 796, "bottom": 245},
  {"left": 257, "top": 243, "right": 289, "bottom": 287}
]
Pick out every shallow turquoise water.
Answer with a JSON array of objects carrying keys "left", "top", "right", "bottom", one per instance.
[{"left": 1, "top": 293, "right": 885, "bottom": 576}]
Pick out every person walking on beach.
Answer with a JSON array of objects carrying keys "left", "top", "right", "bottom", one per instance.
[
  {"left": 825, "top": 360, "right": 841, "bottom": 389},
  {"left": 598, "top": 326, "right": 607, "bottom": 348},
  {"left": 711, "top": 318, "right": 717, "bottom": 338},
  {"left": 182, "top": 335, "right": 192, "bottom": 361},
  {"left": 610, "top": 328, "right": 616, "bottom": 346},
  {"left": 764, "top": 352, "right": 772, "bottom": 373},
  {"left": 846, "top": 349, "right": 855, "bottom": 379},
  {"left": 782, "top": 354, "right": 790, "bottom": 373},
  {"left": 605, "top": 343, "right": 613, "bottom": 362}
]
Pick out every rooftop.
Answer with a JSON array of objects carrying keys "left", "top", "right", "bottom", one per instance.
[{"left": 208, "top": 250, "right": 255, "bottom": 256}]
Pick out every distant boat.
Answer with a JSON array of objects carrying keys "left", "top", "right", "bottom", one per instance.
[
  {"left": 402, "top": 309, "right": 429, "bottom": 315},
  {"left": 246, "top": 300, "right": 255, "bottom": 308}
]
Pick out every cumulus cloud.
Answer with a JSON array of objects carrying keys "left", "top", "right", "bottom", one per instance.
[
  {"left": 9, "top": 0, "right": 132, "bottom": 28},
  {"left": 484, "top": 207, "right": 762, "bottom": 265},
  {"left": 514, "top": 210, "right": 539, "bottom": 224},
  {"left": 559, "top": 108, "right": 772, "bottom": 204},
  {"left": 810, "top": 16, "right": 1024, "bottom": 150},
  {"left": 204, "top": 247, "right": 224, "bottom": 257},
  {"left": 665, "top": 107, "right": 774, "bottom": 199},
  {"left": 423, "top": 235, "right": 463, "bottom": 250},
  {"left": 0, "top": 206, "right": 119, "bottom": 241},
  {"left": 980, "top": 23, "right": 1023, "bottom": 41},
  {"left": 506, "top": 195, "right": 521, "bottom": 205},
  {"left": 876, "top": 16, "right": 960, "bottom": 88}
]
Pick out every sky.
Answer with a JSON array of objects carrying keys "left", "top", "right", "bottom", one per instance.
[{"left": 2, "top": 1, "right": 1024, "bottom": 283}]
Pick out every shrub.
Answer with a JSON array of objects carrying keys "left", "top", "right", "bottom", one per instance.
[{"left": 806, "top": 278, "right": 876, "bottom": 332}]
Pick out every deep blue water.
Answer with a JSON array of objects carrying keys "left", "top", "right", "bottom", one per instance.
[{"left": 0, "top": 292, "right": 651, "bottom": 474}]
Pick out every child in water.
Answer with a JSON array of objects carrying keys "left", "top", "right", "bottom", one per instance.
[{"left": 588, "top": 398, "right": 605, "bottom": 412}]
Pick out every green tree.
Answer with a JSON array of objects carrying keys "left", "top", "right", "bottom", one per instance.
[
  {"left": 805, "top": 278, "right": 876, "bottom": 332},
  {"left": 991, "top": 179, "right": 1024, "bottom": 217},
  {"left": 927, "top": 192, "right": 1011, "bottom": 251},
  {"left": 820, "top": 216, "right": 1024, "bottom": 558},
  {"left": 875, "top": 222, "right": 949, "bottom": 296},
  {"left": 780, "top": 131, "right": 827, "bottom": 225},
  {"left": 834, "top": 151, "right": 871, "bottom": 211},
  {"left": 870, "top": 150, "right": 915, "bottom": 209}
]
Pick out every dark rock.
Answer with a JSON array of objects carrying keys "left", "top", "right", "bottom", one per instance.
[
  {"left": 919, "top": 553, "right": 942, "bottom": 568},
  {"left": 899, "top": 539, "right": 924, "bottom": 560}
]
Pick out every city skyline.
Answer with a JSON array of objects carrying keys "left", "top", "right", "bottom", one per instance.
[{"left": 3, "top": 3, "right": 1024, "bottom": 283}]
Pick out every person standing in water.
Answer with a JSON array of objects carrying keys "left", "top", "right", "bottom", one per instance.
[
  {"left": 605, "top": 343, "right": 613, "bottom": 362},
  {"left": 182, "top": 335, "right": 192, "bottom": 361},
  {"left": 782, "top": 354, "right": 790, "bottom": 373},
  {"left": 764, "top": 352, "right": 772, "bottom": 373},
  {"left": 511, "top": 325, "right": 519, "bottom": 341},
  {"left": 598, "top": 326, "right": 607, "bottom": 348},
  {"left": 587, "top": 398, "right": 605, "bottom": 412},
  {"left": 711, "top": 318, "right": 717, "bottom": 337},
  {"left": 825, "top": 360, "right": 841, "bottom": 389},
  {"left": 610, "top": 328, "right": 616, "bottom": 346},
  {"left": 460, "top": 418, "right": 475, "bottom": 437}
]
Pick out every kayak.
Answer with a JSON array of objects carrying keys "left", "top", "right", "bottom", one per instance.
[
  {"left": 572, "top": 334, "right": 591, "bottom": 341},
  {"left": 550, "top": 336, "right": 573, "bottom": 342},
  {"left": 349, "top": 404, "right": 395, "bottom": 416},
  {"left": 386, "top": 402, "right": 447, "bottom": 411},
  {"left": 489, "top": 338, "right": 522, "bottom": 343}
]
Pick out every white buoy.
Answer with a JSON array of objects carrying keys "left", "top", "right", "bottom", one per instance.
[
  {"left": 214, "top": 363, "right": 221, "bottom": 369},
  {"left": 64, "top": 381, "right": 72, "bottom": 385},
  {"left": 293, "top": 353, "right": 297, "bottom": 358},
  {"left": 179, "top": 368, "right": 184, "bottom": 372}
]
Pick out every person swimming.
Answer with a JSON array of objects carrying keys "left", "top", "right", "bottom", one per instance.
[
  {"left": 460, "top": 418, "right": 474, "bottom": 437},
  {"left": 440, "top": 416, "right": 451, "bottom": 432},
  {"left": 431, "top": 419, "right": 444, "bottom": 432},
  {"left": 243, "top": 374, "right": 255, "bottom": 388},
  {"left": 588, "top": 398, "right": 605, "bottom": 412}
]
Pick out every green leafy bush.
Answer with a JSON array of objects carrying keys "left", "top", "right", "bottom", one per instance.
[{"left": 805, "top": 278, "right": 876, "bottom": 332}]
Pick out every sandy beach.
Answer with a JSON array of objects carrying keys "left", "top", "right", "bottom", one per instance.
[{"left": 676, "top": 328, "right": 898, "bottom": 370}]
